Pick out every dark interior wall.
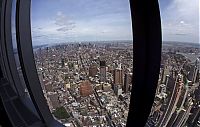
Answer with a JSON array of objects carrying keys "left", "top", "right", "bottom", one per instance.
[
  {"left": 0, "top": 0, "right": 11, "bottom": 126},
  {"left": 0, "top": 97, "right": 12, "bottom": 127}
]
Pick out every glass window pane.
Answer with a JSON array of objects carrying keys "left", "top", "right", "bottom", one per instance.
[
  {"left": 11, "top": 0, "right": 40, "bottom": 117},
  {"left": 31, "top": 0, "right": 133, "bottom": 126},
  {"left": 146, "top": 0, "right": 200, "bottom": 126}
]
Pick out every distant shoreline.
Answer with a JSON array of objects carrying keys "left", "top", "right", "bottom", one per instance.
[{"left": 13, "top": 40, "right": 199, "bottom": 54}]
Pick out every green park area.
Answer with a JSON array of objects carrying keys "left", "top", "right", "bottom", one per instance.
[{"left": 53, "top": 106, "right": 70, "bottom": 120}]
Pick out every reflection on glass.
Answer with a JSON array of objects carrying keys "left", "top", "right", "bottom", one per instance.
[
  {"left": 31, "top": 0, "right": 133, "bottom": 126},
  {"left": 11, "top": 0, "right": 40, "bottom": 117},
  {"left": 11, "top": 0, "right": 29, "bottom": 97},
  {"left": 145, "top": 0, "right": 200, "bottom": 126}
]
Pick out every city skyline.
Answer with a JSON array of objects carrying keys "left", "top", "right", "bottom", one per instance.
[
  {"left": 31, "top": 0, "right": 199, "bottom": 46},
  {"left": 1, "top": 0, "right": 199, "bottom": 126},
  {"left": 33, "top": 41, "right": 200, "bottom": 126}
]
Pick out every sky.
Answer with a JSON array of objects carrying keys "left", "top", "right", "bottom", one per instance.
[{"left": 30, "top": 0, "right": 199, "bottom": 45}]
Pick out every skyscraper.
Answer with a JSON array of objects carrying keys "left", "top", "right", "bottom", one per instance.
[
  {"left": 158, "top": 74, "right": 184, "bottom": 127},
  {"left": 187, "top": 64, "right": 199, "bottom": 83},
  {"left": 172, "top": 98, "right": 193, "bottom": 127},
  {"left": 100, "top": 61, "right": 106, "bottom": 82},
  {"left": 114, "top": 68, "right": 124, "bottom": 86},
  {"left": 89, "top": 64, "right": 97, "bottom": 77},
  {"left": 123, "top": 73, "right": 132, "bottom": 93},
  {"left": 113, "top": 66, "right": 124, "bottom": 96},
  {"left": 61, "top": 58, "right": 65, "bottom": 68}
]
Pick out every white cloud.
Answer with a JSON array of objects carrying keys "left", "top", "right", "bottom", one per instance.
[
  {"left": 31, "top": 0, "right": 133, "bottom": 45},
  {"left": 55, "top": 11, "right": 76, "bottom": 32},
  {"left": 161, "top": 0, "right": 199, "bottom": 43}
]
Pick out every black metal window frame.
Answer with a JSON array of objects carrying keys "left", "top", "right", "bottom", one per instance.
[
  {"left": 127, "top": 0, "right": 162, "bottom": 126},
  {"left": 0, "top": 0, "right": 162, "bottom": 127},
  {"left": 0, "top": 0, "right": 24, "bottom": 97}
]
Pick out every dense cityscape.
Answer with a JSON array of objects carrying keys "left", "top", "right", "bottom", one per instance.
[
  {"left": 0, "top": 0, "right": 198, "bottom": 127},
  {"left": 31, "top": 41, "right": 200, "bottom": 127},
  {"left": 34, "top": 41, "right": 133, "bottom": 127},
  {"left": 145, "top": 42, "right": 200, "bottom": 127}
]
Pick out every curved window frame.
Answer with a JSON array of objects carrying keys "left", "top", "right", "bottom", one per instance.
[
  {"left": 0, "top": 0, "right": 162, "bottom": 126},
  {"left": 127, "top": 0, "right": 162, "bottom": 126}
]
